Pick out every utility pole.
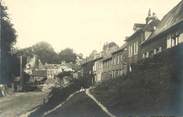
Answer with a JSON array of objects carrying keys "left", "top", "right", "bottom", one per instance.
[
  {"left": 0, "top": 0, "right": 2, "bottom": 84},
  {"left": 20, "top": 56, "right": 23, "bottom": 91}
]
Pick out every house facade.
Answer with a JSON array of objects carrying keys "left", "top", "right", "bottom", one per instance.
[
  {"left": 30, "top": 69, "right": 47, "bottom": 85},
  {"left": 101, "top": 42, "right": 119, "bottom": 80},
  {"left": 80, "top": 1, "right": 183, "bottom": 85},
  {"left": 126, "top": 10, "right": 160, "bottom": 64},
  {"left": 111, "top": 44, "right": 128, "bottom": 78},
  {"left": 102, "top": 56, "right": 113, "bottom": 80},
  {"left": 93, "top": 54, "right": 103, "bottom": 83},
  {"left": 81, "top": 58, "right": 95, "bottom": 87},
  {"left": 126, "top": 29, "right": 144, "bottom": 64},
  {"left": 81, "top": 42, "right": 119, "bottom": 83},
  {"left": 44, "top": 63, "right": 63, "bottom": 79}
]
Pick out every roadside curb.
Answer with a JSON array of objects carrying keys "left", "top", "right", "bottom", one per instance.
[{"left": 85, "top": 88, "right": 117, "bottom": 117}]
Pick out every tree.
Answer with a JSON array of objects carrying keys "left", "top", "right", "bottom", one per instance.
[
  {"left": 89, "top": 50, "right": 97, "bottom": 58},
  {"left": 58, "top": 48, "right": 77, "bottom": 63},
  {"left": 0, "top": 4, "right": 17, "bottom": 84},
  {"left": 32, "top": 42, "right": 59, "bottom": 64},
  {"left": 18, "top": 42, "right": 59, "bottom": 64}
]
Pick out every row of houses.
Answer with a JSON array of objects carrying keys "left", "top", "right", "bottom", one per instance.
[
  {"left": 81, "top": 0, "right": 183, "bottom": 85},
  {"left": 25, "top": 56, "right": 74, "bottom": 84}
]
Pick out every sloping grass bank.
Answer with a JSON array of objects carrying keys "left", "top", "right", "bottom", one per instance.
[
  {"left": 29, "top": 79, "right": 82, "bottom": 117},
  {"left": 91, "top": 44, "right": 183, "bottom": 116}
]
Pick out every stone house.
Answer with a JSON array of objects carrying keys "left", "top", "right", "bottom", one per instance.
[
  {"left": 30, "top": 69, "right": 47, "bottom": 85},
  {"left": 44, "top": 63, "right": 63, "bottom": 79},
  {"left": 141, "top": 1, "right": 183, "bottom": 58},
  {"left": 81, "top": 58, "right": 95, "bottom": 87},
  {"left": 101, "top": 42, "right": 119, "bottom": 80},
  {"left": 126, "top": 10, "right": 160, "bottom": 64},
  {"left": 93, "top": 53, "right": 103, "bottom": 83},
  {"left": 111, "top": 44, "right": 128, "bottom": 78},
  {"left": 102, "top": 55, "right": 113, "bottom": 80}
]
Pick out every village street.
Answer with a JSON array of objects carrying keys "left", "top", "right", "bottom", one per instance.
[{"left": 0, "top": 91, "right": 47, "bottom": 117}]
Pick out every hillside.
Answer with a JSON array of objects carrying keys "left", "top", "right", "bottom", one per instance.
[{"left": 91, "top": 44, "right": 183, "bottom": 116}]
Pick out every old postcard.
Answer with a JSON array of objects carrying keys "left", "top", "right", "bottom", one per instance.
[{"left": 0, "top": 0, "right": 183, "bottom": 117}]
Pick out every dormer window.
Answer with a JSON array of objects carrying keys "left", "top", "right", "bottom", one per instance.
[{"left": 166, "top": 32, "right": 180, "bottom": 48}]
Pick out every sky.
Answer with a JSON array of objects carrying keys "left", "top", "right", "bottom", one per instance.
[{"left": 4, "top": 0, "right": 181, "bottom": 56}]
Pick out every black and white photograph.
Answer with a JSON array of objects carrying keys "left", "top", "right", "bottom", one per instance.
[{"left": 0, "top": 0, "right": 183, "bottom": 116}]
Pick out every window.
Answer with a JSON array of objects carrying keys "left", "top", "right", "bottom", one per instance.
[
  {"left": 142, "top": 53, "right": 145, "bottom": 58},
  {"left": 113, "top": 57, "right": 115, "bottom": 65},
  {"left": 131, "top": 45, "right": 133, "bottom": 56},
  {"left": 134, "top": 41, "right": 138, "bottom": 55},
  {"left": 179, "top": 33, "right": 183, "bottom": 43},
  {"left": 117, "top": 56, "right": 120, "bottom": 64},
  {"left": 167, "top": 35, "right": 171, "bottom": 48},
  {"left": 176, "top": 36, "right": 179, "bottom": 46},
  {"left": 175, "top": 32, "right": 180, "bottom": 46},
  {"left": 154, "top": 49, "right": 157, "bottom": 55},
  {"left": 113, "top": 57, "right": 114, "bottom": 65},
  {"left": 158, "top": 47, "right": 162, "bottom": 53},
  {"left": 133, "top": 43, "right": 136, "bottom": 55},
  {"left": 167, "top": 32, "right": 181, "bottom": 48},
  {"left": 150, "top": 50, "right": 154, "bottom": 57},
  {"left": 128, "top": 45, "right": 133, "bottom": 57},
  {"left": 171, "top": 37, "right": 176, "bottom": 47},
  {"left": 146, "top": 52, "right": 149, "bottom": 58}
]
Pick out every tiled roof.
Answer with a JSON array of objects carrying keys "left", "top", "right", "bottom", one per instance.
[{"left": 142, "top": 0, "right": 183, "bottom": 44}]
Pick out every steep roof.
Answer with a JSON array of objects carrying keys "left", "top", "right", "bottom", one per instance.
[
  {"left": 142, "top": 0, "right": 183, "bottom": 44},
  {"left": 103, "top": 55, "right": 112, "bottom": 62}
]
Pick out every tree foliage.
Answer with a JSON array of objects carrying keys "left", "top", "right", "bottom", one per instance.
[
  {"left": 32, "top": 42, "right": 58, "bottom": 64},
  {"left": 0, "top": 4, "right": 17, "bottom": 84},
  {"left": 58, "top": 48, "right": 77, "bottom": 63},
  {"left": 19, "top": 43, "right": 83, "bottom": 65},
  {"left": 18, "top": 42, "right": 59, "bottom": 64}
]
